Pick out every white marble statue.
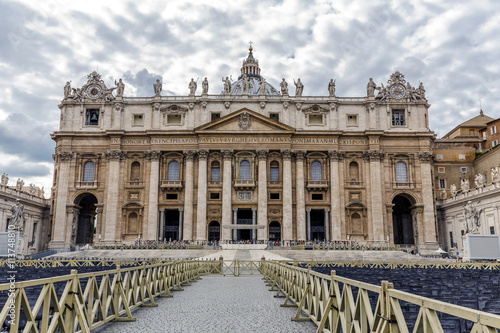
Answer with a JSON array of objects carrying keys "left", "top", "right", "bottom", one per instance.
[
  {"left": 328, "top": 79, "right": 336, "bottom": 97},
  {"left": 461, "top": 178, "right": 469, "bottom": 192},
  {"left": 367, "top": 78, "right": 376, "bottom": 97},
  {"left": 450, "top": 184, "right": 457, "bottom": 197},
  {"left": 223, "top": 76, "right": 231, "bottom": 94},
  {"left": 202, "top": 77, "right": 209, "bottom": 94},
  {"left": 1, "top": 173, "right": 8, "bottom": 186},
  {"left": 491, "top": 166, "right": 500, "bottom": 182},
  {"left": 16, "top": 178, "right": 24, "bottom": 191},
  {"left": 10, "top": 199, "right": 24, "bottom": 229},
  {"left": 154, "top": 79, "right": 162, "bottom": 96},
  {"left": 280, "top": 78, "right": 288, "bottom": 95},
  {"left": 64, "top": 81, "right": 71, "bottom": 99},
  {"left": 441, "top": 187, "right": 447, "bottom": 199},
  {"left": 115, "top": 78, "right": 125, "bottom": 97},
  {"left": 294, "top": 78, "right": 303, "bottom": 97},
  {"left": 259, "top": 78, "right": 266, "bottom": 95},
  {"left": 188, "top": 78, "right": 197, "bottom": 95},
  {"left": 463, "top": 200, "right": 482, "bottom": 234},
  {"left": 29, "top": 183, "right": 36, "bottom": 195},
  {"left": 474, "top": 173, "right": 484, "bottom": 188}
]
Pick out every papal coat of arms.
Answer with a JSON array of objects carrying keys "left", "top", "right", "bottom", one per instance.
[{"left": 238, "top": 112, "right": 252, "bottom": 130}]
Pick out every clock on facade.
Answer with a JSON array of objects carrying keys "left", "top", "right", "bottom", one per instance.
[
  {"left": 86, "top": 85, "right": 101, "bottom": 99},
  {"left": 390, "top": 85, "right": 405, "bottom": 99}
]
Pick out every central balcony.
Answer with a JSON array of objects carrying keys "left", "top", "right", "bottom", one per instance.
[
  {"left": 307, "top": 180, "right": 329, "bottom": 190},
  {"left": 161, "top": 180, "right": 183, "bottom": 190},
  {"left": 234, "top": 179, "right": 256, "bottom": 190}
]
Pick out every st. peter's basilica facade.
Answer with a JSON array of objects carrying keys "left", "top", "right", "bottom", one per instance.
[{"left": 49, "top": 47, "right": 438, "bottom": 253}]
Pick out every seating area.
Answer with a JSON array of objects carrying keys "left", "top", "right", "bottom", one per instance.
[{"left": 311, "top": 266, "right": 500, "bottom": 332}]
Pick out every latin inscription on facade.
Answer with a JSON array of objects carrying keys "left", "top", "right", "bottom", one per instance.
[{"left": 113, "top": 137, "right": 379, "bottom": 145}]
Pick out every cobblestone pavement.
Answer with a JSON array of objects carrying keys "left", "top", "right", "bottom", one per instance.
[{"left": 94, "top": 275, "right": 317, "bottom": 333}]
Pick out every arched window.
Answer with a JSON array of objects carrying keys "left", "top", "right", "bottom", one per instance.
[
  {"left": 395, "top": 162, "right": 408, "bottom": 183},
  {"left": 270, "top": 161, "right": 279, "bottom": 181},
  {"left": 83, "top": 161, "right": 95, "bottom": 182},
  {"left": 211, "top": 161, "right": 220, "bottom": 181},
  {"left": 130, "top": 161, "right": 140, "bottom": 181},
  {"left": 239, "top": 160, "right": 251, "bottom": 180},
  {"left": 349, "top": 161, "right": 359, "bottom": 181},
  {"left": 311, "top": 161, "right": 322, "bottom": 181},
  {"left": 168, "top": 161, "right": 180, "bottom": 180}
]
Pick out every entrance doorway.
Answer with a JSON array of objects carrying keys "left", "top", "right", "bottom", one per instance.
[
  {"left": 236, "top": 209, "right": 252, "bottom": 241},
  {"left": 74, "top": 194, "right": 98, "bottom": 245},
  {"left": 208, "top": 221, "right": 220, "bottom": 241},
  {"left": 164, "top": 209, "right": 181, "bottom": 241},
  {"left": 310, "top": 209, "right": 326, "bottom": 241},
  {"left": 392, "top": 195, "right": 415, "bottom": 244},
  {"left": 269, "top": 221, "right": 281, "bottom": 241}
]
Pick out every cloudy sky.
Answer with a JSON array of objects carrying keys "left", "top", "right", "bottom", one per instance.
[{"left": 1, "top": 0, "right": 499, "bottom": 197}]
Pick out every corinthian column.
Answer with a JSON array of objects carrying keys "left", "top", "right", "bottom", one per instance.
[
  {"left": 221, "top": 150, "right": 233, "bottom": 240},
  {"left": 281, "top": 149, "right": 293, "bottom": 241},
  {"left": 196, "top": 150, "right": 208, "bottom": 241},
  {"left": 329, "top": 150, "right": 343, "bottom": 240},
  {"left": 49, "top": 152, "right": 73, "bottom": 249},
  {"left": 418, "top": 152, "right": 438, "bottom": 246},
  {"left": 365, "top": 150, "right": 384, "bottom": 241},
  {"left": 295, "top": 151, "right": 306, "bottom": 240},
  {"left": 146, "top": 151, "right": 161, "bottom": 240},
  {"left": 257, "top": 150, "right": 268, "bottom": 240},
  {"left": 104, "top": 149, "right": 126, "bottom": 244},
  {"left": 183, "top": 150, "right": 196, "bottom": 240}
]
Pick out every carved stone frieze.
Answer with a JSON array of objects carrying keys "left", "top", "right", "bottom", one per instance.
[
  {"left": 363, "top": 150, "right": 384, "bottom": 161},
  {"left": 269, "top": 208, "right": 281, "bottom": 215},
  {"left": 58, "top": 152, "right": 73, "bottom": 162},
  {"left": 106, "top": 150, "right": 126, "bottom": 161},
  {"left": 418, "top": 151, "right": 432, "bottom": 163}
]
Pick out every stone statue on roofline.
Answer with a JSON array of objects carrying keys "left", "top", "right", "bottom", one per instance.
[
  {"left": 154, "top": 79, "right": 162, "bottom": 97},
  {"left": 491, "top": 166, "right": 500, "bottom": 182},
  {"left": 115, "top": 78, "right": 125, "bottom": 97},
  {"left": 461, "top": 178, "right": 469, "bottom": 192},
  {"left": 367, "top": 78, "right": 376, "bottom": 97},
  {"left": 294, "top": 78, "right": 303, "bottom": 97},
  {"left": 328, "top": 79, "right": 336, "bottom": 97},
  {"left": 202, "top": 77, "right": 209, "bottom": 94},
  {"left": 463, "top": 200, "right": 482, "bottom": 234},
  {"left": 189, "top": 78, "right": 197, "bottom": 95},
  {"left": 450, "top": 184, "right": 457, "bottom": 197},
  {"left": 280, "top": 78, "right": 288, "bottom": 95},
  {"left": 1, "top": 173, "right": 8, "bottom": 186}
]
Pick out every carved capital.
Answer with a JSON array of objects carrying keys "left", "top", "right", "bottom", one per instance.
[
  {"left": 330, "top": 103, "right": 338, "bottom": 112},
  {"left": 201, "top": 101, "right": 208, "bottom": 109},
  {"left": 295, "top": 150, "right": 305, "bottom": 161},
  {"left": 365, "top": 102, "right": 376, "bottom": 113},
  {"left": 188, "top": 102, "right": 195, "bottom": 110},
  {"left": 58, "top": 151, "right": 73, "bottom": 162},
  {"left": 260, "top": 101, "right": 266, "bottom": 109},
  {"left": 197, "top": 149, "right": 209, "bottom": 160},
  {"left": 328, "top": 150, "right": 345, "bottom": 161},
  {"left": 283, "top": 102, "right": 289, "bottom": 109},
  {"left": 145, "top": 150, "right": 161, "bottom": 161},
  {"left": 106, "top": 150, "right": 126, "bottom": 161},
  {"left": 152, "top": 102, "right": 161, "bottom": 112},
  {"left": 256, "top": 149, "right": 268, "bottom": 161},
  {"left": 115, "top": 103, "right": 124, "bottom": 112},
  {"left": 221, "top": 149, "right": 233, "bottom": 160},
  {"left": 224, "top": 101, "right": 231, "bottom": 109},
  {"left": 281, "top": 149, "right": 293, "bottom": 161},
  {"left": 295, "top": 102, "right": 302, "bottom": 110},
  {"left": 386, "top": 203, "right": 395, "bottom": 213},
  {"left": 418, "top": 151, "right": 432, "bottom": 163},
  {"left": 363, "top": 150, "right": 384, "bottom": 161},
  {"left": 183, "top": 150, "right": 196, "bottom": 161}
]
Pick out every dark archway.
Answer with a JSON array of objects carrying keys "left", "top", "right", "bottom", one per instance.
[
  {"left": 392, "top": 195, "right": 414, "bottom": 244},
  {"left": 310, "top": 209, "right": 326, "bottom": 241},
  {"left": 208, "top": 221, "right": 220, "bottom": 241},
  {"left": 74, "top": 193, "right": 98, "bottom": 245},
  {"left": 165, "top": 209, "right": 181, "bottom": 241},
  {"left": 269, "top": 221, "right": 281, "bottom": 241}
]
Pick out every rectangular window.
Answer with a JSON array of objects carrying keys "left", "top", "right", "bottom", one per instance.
[
  {"left": 347, "top": 114, "right": 358, "bottom": 127},
  {"left": 209, "top": 192, "right": 220, "bottom": 200},
  {"left": 311, "top": 193, "right": 323, "bottom": 200},
  {"left": 211, "top": 167, "right": 220, "bottom": 181},
  {"left": 167, "top": 114, "right": 182, "bottom": 125},
  {"left": 482, "top": 131, "right": 486, "bottom": 140},
  {"left": 449, "top": 231, "right": 454, "bottom": 248},
  {"left": 392, "top": 109, "right": 405, "bottom": 126},
  {"left": 436, "top": 154, "right": 443, "bottom": 160},
  {"left": 439, "top": 179, "right": 445, "bottom": 188},
  {"left": 166, "top": 193, "right": 178, "bottom": 200},
  {"left": 491, "top": 226, "right": 495, "bottom": 235},
  {"left": 459, "top": 154, "right": 465, "bottom": 160},
  {"left": 438, "top": 167, "right": 445, "bottom": 173},
  {"left": 211, "top": 113, "right": 221, "bottom": 121},
  {"left": 85, "top": 109, "right": 100, "bottom": 126},
  {"left": 269, "top": 113, "right": 279, "bottom": 122},
  {"left": 491, "top": 126, "right": 497, "bottom": 134},
  {"left": 493, "top": 140, "right": 499, "bottom": 147},
  {"left": 133, "top": 114, "right": 144, "bottom": 126},
  {"left": 459, "top": 167, "right": 469, "bottom": 173},
  {"left": 270, "top": 193, "right": 280, "bottom": 200},
  {"left": 309, "top": 114, "right": 323, "bottom": 125},
  {"left": 270, "top": 167, "right": 279, "bottom": 181}
]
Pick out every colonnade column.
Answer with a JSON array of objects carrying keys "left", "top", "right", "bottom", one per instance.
[
  {"left": 281, "top": 149, "right": 293, "bottom": 241},
  {"left": 146, "top": 151, "right": 161, "bottom": 241},
  {"left": 295, "top": 151, "right": 306, "bottom": 240},
  {"left": 178, "top": 208, "right": 183, "bottom": 240},
  {"left": 221, "top": 150, "right": 233, "bottom": 241},
  {"left": 159, "top": 209, "right": 165, "bottom": 241},
  {"left": 49, "top": 152, "right": 73, "bottom": 249},
  {"left": 418, "top": 152, "right": 438, "bottom": 247},
  {"left": 328, "top": 150, "right": 343, "bottom": 240},
  {"left": 365, "top": 150, "right": 384, "bottom": 241},
  {"left": 104, "top": 149, "right": 125, "bottom": 244},
  {"left": 324, "top": 209, "right": 330, "bottom": 241},
  {"left": 257, "top": 150, "right": 268, "bottom": 240},
  {"left": 252, "top": 208, "right": 257, "bottom": 240},
  {"left": 196, "top": 150, "right": 208, "bottom": 241},
  {"left": 183, "top": 150, "right": 196, "bottom": 240},
  {"left": 306, "top": 208, "right": 311, "bottom": 241},
  {"left": 233, "top": 208, "right": 238, "bottom": 240}
]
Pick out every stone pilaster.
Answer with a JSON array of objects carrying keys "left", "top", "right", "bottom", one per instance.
[
  {"left": 103, "top": 149, "right": 126, "bottom": 244},
  {"left": 329, "top": 150, "right": 344, "bottom": 240},
  {"left": 281, "top": 149, "right": 293, "bottom": 241},
  {"left": 295, "top": 151, "right": 306, "bottom": 240},
  {"left": 178, "top": 208, "right": 184, "bottom": 240},
  {"left": 159, "top": 209, "right": 165, "bottom": 241},
  {"left": 146, "top": 151, "right": 161, "bottom": 241},
  {"left": 233, "top": 208, "right": 238, "bottom": 240},
  {"left": 364, "top": 150, "right": 385, "bottom": 241},
  {"left": 221, "top": 150, "right": 233, "bottom": 240},
  {"left": 183, "top": 150, "right": 196, "bottom": 240},
  {"left": 324, "top": 209, "right": 330, "bottom": 241},
  {"left": 252, "top": 208, "right": 257, "bottom": 240},
  {"left": 257, "top": 149, "right": 268, "bottom": 240},
  {"left": 418, "top": 151, "right": 438, "bottom": 247},
  {"left": 306, "top": 208, "right": 311, "bottom": 240},
  {"left": 196, "top": 150, "right": 208, "bottom": 241},
  {"left": 49, "top": 151, "right": 73, "bottom": 249}
]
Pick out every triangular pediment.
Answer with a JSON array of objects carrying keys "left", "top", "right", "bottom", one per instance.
[{"left": 195, "top": 109, "right": 295, "bottom": 133}]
